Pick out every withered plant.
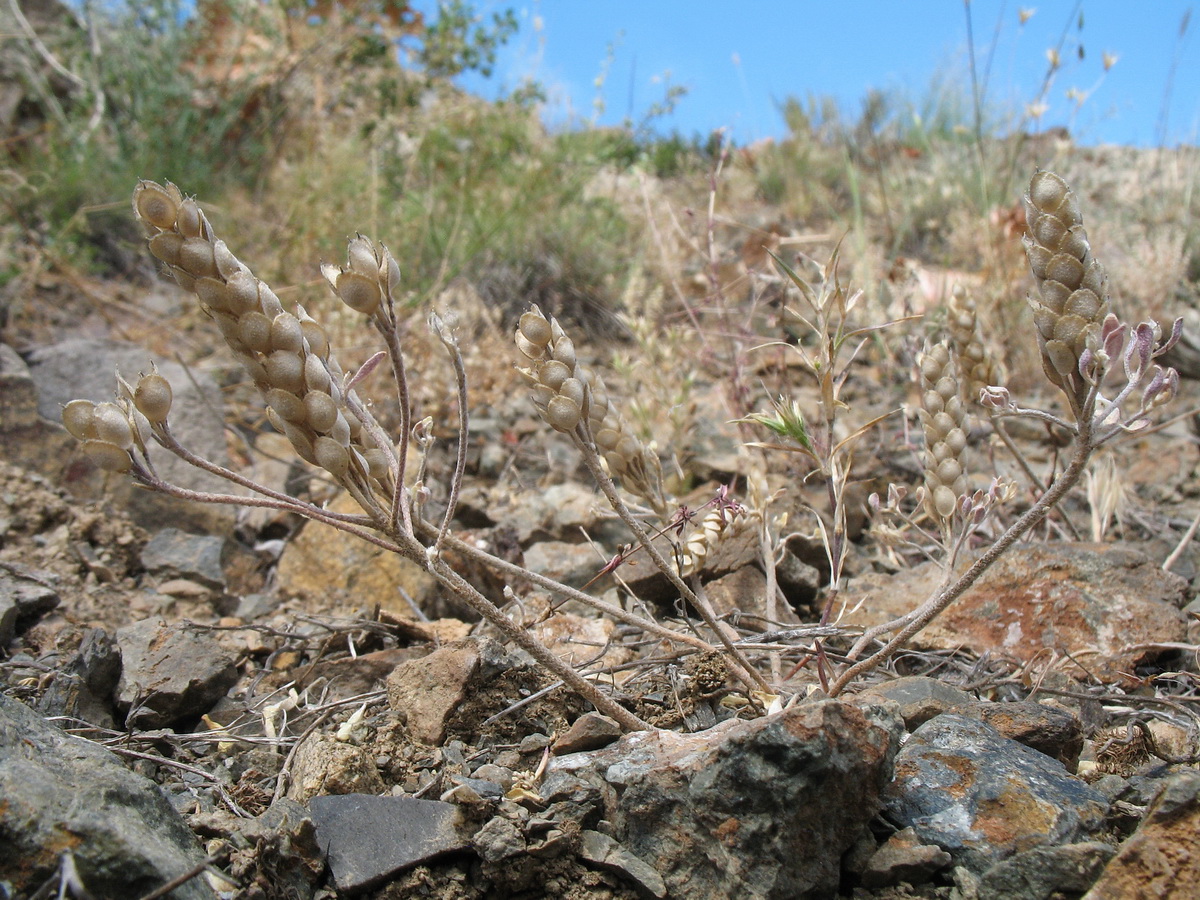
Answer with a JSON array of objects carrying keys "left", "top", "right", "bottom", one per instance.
[
  {"left": 827, "top": 170, "right": 1182, "bottom": 694},
  {"left": 61, "top": 170, "right": 1182, "bottom": 725}
]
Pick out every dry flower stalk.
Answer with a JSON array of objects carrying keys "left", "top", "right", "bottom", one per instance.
[
  {"left": 946, "top": 285, "right": 1003, "bottom": 401},
  {"left": 516, "top": 305, "right": 667, "bottom": 514},
  {"left": 132, "top": 181, "right": 396, "bottom": 521},
  {"left": 831, "top": 169, "right": 1183, "bottom": 695},
  {"left": 1022, "top": 170, "right": 1112, "bottom": 419},
  {"left": 917, "top": 342, "right": 969, "bottom": 528}
]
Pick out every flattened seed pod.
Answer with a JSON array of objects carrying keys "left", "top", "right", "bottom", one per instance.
[
  {"left": 179, "top": 237, "right": 218, "bottom": 279},
  {"left": 61, "top": 400, "right": 97, "bottom": 440},
  {"left": 238, "top": 312, "right": 273, "bottom": 353},
  {"left": 545, "top": 395, "right": 582, "bottom": 432},
  {"left": 270, "top": 313, "right": 304, "bottom": 353},
  {"left": 134, "top": 373, "right": 173, "bottom": 423},
  {"left": 92, "top": 402, "right": 133, "bottom": 449},
  {"left": 82, "top": 440, "right": 132, "bottom": 473},
  {"left": 303, "top": 390, "right": 339, "bottom": 432},
  {"left": 148, "top": 232, "right": 184, "bottom": 267},
  {"left": 225, "top": 272, "right": 260, "bottom": 316},
  {"left": 134, "top": 181, "right": 181, "bottom": 230},
  {"left": 264, "top": 350, "right": 305, "bottom": 394},
  {"left": 194, "top": 277, "right": 231, "bottom": 313},
  {"left": 266, "top": 388, "right": 306, "bottom": 423},
  {"left": 176, "top": 199, "right": 204, "bottom": 239},
  {"left": 304, "top": 353, "right": 332, "bottom": 393},
  {"left": 363, "top": 448, "right": 390, "bottom": 480},
  {"left": 518, "top": 311, "right": 553, "bottom": 347},
  {"left": 314, "top": 435, "right": 350, "bottom": 478},
  {"left": 336, "top": 271, "right": 382, "bottom": 315},
  {"left": 299, "top": 319, "right": 330, "bottom": 359}
]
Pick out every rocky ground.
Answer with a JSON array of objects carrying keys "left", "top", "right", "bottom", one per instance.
[{"left": 4, "top": 163, "right": 1200, "bottom": 898}]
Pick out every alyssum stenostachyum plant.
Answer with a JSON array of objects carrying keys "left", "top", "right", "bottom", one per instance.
[
  {"left": 826, "top": 170, "right": 1182, "bottom": 694},
  {"left": 60, "top": 169, "right": 1182, "bottom": 717}
]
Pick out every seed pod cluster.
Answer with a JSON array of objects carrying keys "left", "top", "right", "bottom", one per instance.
[
  {"left": 320, "top": 235, "right": 401, "bottom": 319},
  {"left": 131, "top": 181, "right": 393, "bottom": 497},
  {"left": 1022, "top": 171, "right": 1112, "bottom": 413},
  {"left": 947, "top": 286, "right": 1004, "bottom": 403},
  {"left": 515, "top": 307, "right": 589, "bottom": 433},
  {"left": 61, "top": 398, "right": 136, "bottom": 473},
  {"left": 678, "top": 508, "right": 744, "bottom": 577},
  {"left": 918, "top": 342, "right": 969, "bottom": 524},
  {"left": 516, "top": 306, "right": 666, "bottom": 512}
]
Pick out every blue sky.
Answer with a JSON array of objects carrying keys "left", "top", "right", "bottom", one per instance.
[{"left": 427, "top": 1, "right": 1199, "bottom": 147}]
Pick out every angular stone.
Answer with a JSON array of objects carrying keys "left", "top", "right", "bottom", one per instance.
[
  {"left": 841, "top": 543, "right": 1188, "bottom": 680},
  {"left": 141, "top": 528, "right": 228, "bottom": 591},
  {"left": 26, "top": 338, "right": 235, "bottom": 534},
  {"left": 308, "top": 794, "right": 468, "bottom": 894},
  {"left": 530, "top": 611, "right": 632, "bottom": 669},
  {"left": 554, "top": 712, "right": 622, "bottom": 755},
  {"left": 473, "top": 815, "right": 526, "bottom": 863},
  {"left": 0, "top": 693, "right": 214, "bottom": 898},
  {"left": 1083, "top": 769, "right": 1200, "bottom": 900},
  {"left": 979, "top": 841, "right": 1113, "bottom": 899},
  {"left": 522, "top": 540, "right": 602, "bottom": 589},
  {"left": 286, "top": 734, "right": 387, "bottom": 802},
  {"left": 580, "top": 829, "right": 668, "bottom": 899},
  {"left": 115, "top": 616, "right": 239, "bottom": 729},
  {"left": 959, "top": 700, "right": 1085, "bottom": 771},
  {"left": 549, "top": 699, "right": 901, "bottom": 899},
  {"left": 386, "top": 636, "right": 523, "bottom": 745},
  {"left": 852, "top": 675, "right": 971, "bottom": 730},
  {"left": 886, "top": 714, "right": 1108, "bottom": 873},
  {"left": 860, "top": 826, "right": 953, "bottom": 888},
  {"left": 276, "top": 491, "right": 439, "bottom": 616},
  {"left": 39, "top": 627, "right": 121, "bottom": 729},
  {"left": 0, "top": 565, "right": 59, "bottom": 646},
  {"left": 0, "top": 342, "right": 38, "bottom": 430}
]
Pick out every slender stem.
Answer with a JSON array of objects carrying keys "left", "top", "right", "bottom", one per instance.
[
  {"left": 426, "top": 558, "right": 649, "bottom": 731},
  {"left": 435, "top": 331, "right": 470, "bottom": 554},
  {"left": 375, "top": 306, "right": 414, "bottom": 536},
  {"left": 420, "top": 524, "right": 716, "bottom": 653},
  {"left": 829, "top": 423, "right": 1094, "bottom": 696},
  {"left": 575, "top": 436, "right": 772, "bottom": 694}
]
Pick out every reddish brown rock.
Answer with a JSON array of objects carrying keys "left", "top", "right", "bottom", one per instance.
[
  {"left": 841, "top": 543, "right": 1187, "bottom": 680},
  {"left": 1083, "top": 769, "right": 1200, "bottom": 900}
]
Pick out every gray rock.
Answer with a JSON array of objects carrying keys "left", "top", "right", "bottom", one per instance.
[
  {"left": 0, "top": 692, "right": 214, "bottom": 898},
  {"left": 0, "top": 565, "right": 59, "bottom": 646},
  {"left": 959, "top": 700, "right": 1085, "bottom": 771},
  {"left": 141, "top": 528, "right": 228, "bottom": 591},
  {"left": 978, "top": 841, "right": 1113, "bottom": 899},
  {"left": 25, "top": 338, "right": 236, "bottom": 534},
  {"left": 549, "top": 699, "right": 902, "bottom": 900},
  {"left": 553, "top": 712, "right": 622, "bottom": 754},
  {"left": 0, "top": 342, "right": 38, "bottom": 430},
  {"left": 308, "top": 794, "right": 469, "bottom": 894},
  {"left": 39, "top": 627, "right": 121, "bottom": 729},
  {"left": 522, "top": 540, "right": 602, "bottom": 589},
  {"left": 886, "top": 714, "right": 1109, "bottom": 874},
  {"left": 473, "top": 815, "right": 526, "bottom": 862},
  {"left": 580, "top": 829, "right": 668, "bottom": 899},
  {"left": 853, "top": 675, "right": 971, "bottom": 730},
  {"left": 1082, "top": 768, "right": 1200, "bottom": 899},
  {"left": 860, "top": 826, "right": 953, "bottom": 888},
  {"left": 115, "top": 616, "right": 238, "bottom": 729}
]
